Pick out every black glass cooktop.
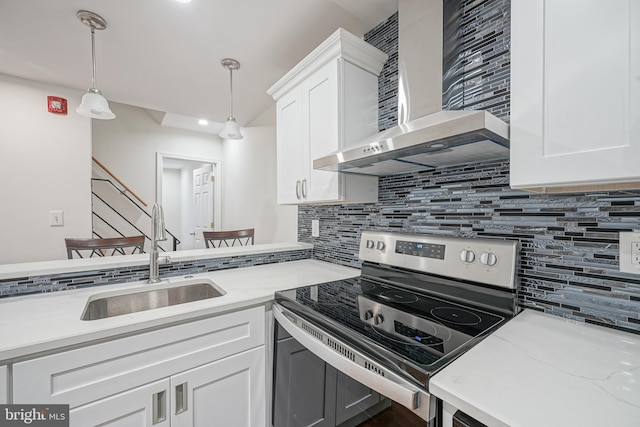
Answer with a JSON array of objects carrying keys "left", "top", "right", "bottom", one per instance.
[{"left": 275, "top": 276, "right": 505, "bottom": 371}]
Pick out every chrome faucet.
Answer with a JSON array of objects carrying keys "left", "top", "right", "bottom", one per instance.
[{"left": 148, "top": 203, "right": 167, "bottom": 283}]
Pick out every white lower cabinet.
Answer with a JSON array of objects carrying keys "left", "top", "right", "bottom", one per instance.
[
  {"left": 12, "top": 306, "right": 266, "bottom": 427},
  {"left": 171, "top": 347, "right": 265, "bottom": 427},
  {"left": 70, "top": 379, "right": 171, "bottom": 427},
  {"left": 69, "top": 347, "right": 265, "bottom": 427},
  {"left": 0, "top": 365, "right": 7, "bottom": 404}
]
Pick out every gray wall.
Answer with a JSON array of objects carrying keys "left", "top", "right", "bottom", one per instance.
[{"left": 299, "top": 0, "right": 640, "bottom": 335}]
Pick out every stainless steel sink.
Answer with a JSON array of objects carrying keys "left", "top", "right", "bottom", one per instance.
[{"left": 81, "top": 280, "right": 225, "bottom": 321}]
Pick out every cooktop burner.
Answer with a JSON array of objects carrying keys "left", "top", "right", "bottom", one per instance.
[
  {"left": 378, "top": 289, "right": 419, "bottom": 304},
  {"left": 431, "top": 307, "right": 482, "bottom": 326}
]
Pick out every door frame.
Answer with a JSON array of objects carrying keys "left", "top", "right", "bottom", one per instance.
[{"left": 155, "top": 152, "right": 223, "bottom": 248}]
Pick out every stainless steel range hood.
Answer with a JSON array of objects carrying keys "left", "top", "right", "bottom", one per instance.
[
  {"left": 313, "top": 0, "right": 510, "bottom": 176},
  {"left": 313, "top": 110, "right": 508, "bottom": 175}
]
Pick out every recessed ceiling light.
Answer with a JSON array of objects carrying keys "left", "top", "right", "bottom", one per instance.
[
  {"left": 198, "top": 119, "right": 208, "bottom": 126},
  {"left": 175, "top": 0, "right": 191, "bottom": 3}
]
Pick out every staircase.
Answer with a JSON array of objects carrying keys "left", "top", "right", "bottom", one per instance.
[{"left": 91, "top": 157, "right": 180, "bottom": 252}]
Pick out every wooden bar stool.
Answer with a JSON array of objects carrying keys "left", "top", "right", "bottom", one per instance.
[
  {"left": 65, "top": 236, "right": 146, "bottom": 259},
  {"left": 203, "top": 229, "right": 255, "bottom": 248}
]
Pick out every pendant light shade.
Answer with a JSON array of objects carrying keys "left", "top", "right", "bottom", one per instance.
[
  {"left": 77, "top": 88, "right": 115, "bottom": 119},
  {"left": 219, "top": 58, "right": 243, "bottom": 140},
  {"left": 76, "top": 11, "right": 115, "bottom": 120},
  {"left": 219, "top": 117, "right": 242, "bottom": 139}
]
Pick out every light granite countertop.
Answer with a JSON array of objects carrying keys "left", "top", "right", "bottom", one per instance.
[
  {"left": 430, "top": 309, "right": 640, "bottom": 427},
  {"left": 0, "top": 259, "right": 359, "bottom": 362}
]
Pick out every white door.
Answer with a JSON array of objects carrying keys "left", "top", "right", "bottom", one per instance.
[
  {"left": 171, "top": 347, "right": 266, "bottom": 427},
  {"left": 192, "top": 164, "right": 214, "bottom": 249}
]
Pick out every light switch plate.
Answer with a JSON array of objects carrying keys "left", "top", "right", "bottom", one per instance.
[
  {"left": 619, "top": 232, "right": 640, "bottom": 273},
  {"left": 49, "top": 210, "right": 64, "bottom": 227},
  {"left": 311, "top": 220, "right": 319, "bottom": 237}
]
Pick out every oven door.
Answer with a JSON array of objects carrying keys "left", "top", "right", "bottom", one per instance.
[{"left": 273, "top": 303, "right": 436, "bottom": 425}]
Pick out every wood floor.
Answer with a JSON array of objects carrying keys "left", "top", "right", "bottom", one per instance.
[{"left": 356, "top": 402, "right": 429, "bottom": 427}]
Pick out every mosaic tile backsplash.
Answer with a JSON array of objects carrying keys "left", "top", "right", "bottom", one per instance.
[
  {"left": 443, "top": 0, "right": 510, "bottom": 120},
  {"left": 299, "top": 164, "right": 640, "bottom": 334},
  {"left": 0, "top": 249, "right": 311, "bottom": 297},
  {"left": 364, "top": 12, "right": 398, "bottom": 132},
  {"left": 300, "top": 0, "right": 640, "bottom": 335}
]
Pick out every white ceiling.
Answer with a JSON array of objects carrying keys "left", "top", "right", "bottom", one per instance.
[{"left": 0, "top": 0, "right": 397, "bottom": 131}]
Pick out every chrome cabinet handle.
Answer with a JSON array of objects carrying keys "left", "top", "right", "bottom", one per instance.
[
  {"left": 175, "top": 382, "right": 188, "bottom": 415},
  {"left": 302, "top": 179, "right": 308, "bottom": 199},
  {"left": 296, "top": 180, "right": 301, "bottom": 200},
  {"left": 152, "top": 390, "right": 167, "bottom": 424}
]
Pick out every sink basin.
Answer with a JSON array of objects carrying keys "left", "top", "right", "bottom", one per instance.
[{"left": 81, "top": 279, "right": 225, "bottom": 321}]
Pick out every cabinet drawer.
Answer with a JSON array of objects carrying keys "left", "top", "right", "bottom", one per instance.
[{"left": 13, "top": 306, "right": 265, "bottom": 408}]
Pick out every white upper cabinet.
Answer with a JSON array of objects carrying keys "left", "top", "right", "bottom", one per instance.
[
  {"left": 510, "top": 1, "right": 640, "bottom": 192},
  {"left": 268, "top": 28, "right": 388, "bottom": 204}
]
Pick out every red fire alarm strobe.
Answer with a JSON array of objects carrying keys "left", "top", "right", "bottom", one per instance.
[{"left": 47, "top": 96, "right": 68, "bottom": 115}]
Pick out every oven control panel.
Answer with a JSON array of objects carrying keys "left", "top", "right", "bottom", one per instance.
[
  {"left": 359, "top": 231, "right": 518, "bottom": 289},
  {"left": 395, "top": 240, "right": 445, "bottom": 260}
]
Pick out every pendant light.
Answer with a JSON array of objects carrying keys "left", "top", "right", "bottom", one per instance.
[
  {"left": 219, "top": 58, "right": 243, "bottom": 140},
  {"left": 76, "top": 10, "right": 115, "bottom": 120}
]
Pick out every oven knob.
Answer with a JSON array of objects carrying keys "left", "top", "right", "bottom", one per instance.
[
  {"left": 363, "top": 310, "right": 374, "bottom": 321},
  {"left": 480, "top": 252, "right": 498, "bottom": 266},
  {"left": 373, "top": 314, "right": 384, "bottom": 326},
  {"left": 459, "top": 249, "right": 476, "bottom": 263},
  {"left": 376, "top": 241, "right": 386, "bottom": 251},
  {"left": 366, "top": 240, "right": 375, "bottom": 249}
]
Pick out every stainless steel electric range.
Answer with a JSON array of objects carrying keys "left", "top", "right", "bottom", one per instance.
[{"left": 273, "top": 231, "right": 519, "bottom": 425}]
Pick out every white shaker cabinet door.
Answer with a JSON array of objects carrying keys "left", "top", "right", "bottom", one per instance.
[
  {"left": 303, "top": 60, "right": 341, "bottom": 203},
  {"left": 511, "top": 0, "right": 640, "bottom": 191},
  {"left": 171, "top": 346, "right": 266, "bottom": 427},
  {"left": 276, "top": 87, "right": 305, "bottom": 204},
  {"left": 275, "top": 60, "right": 344, "bottom": 204},
  {"left": 69, "top": 379, "right": 171, "bottom": 427},
  {"left": 0, "top": 365, "right": 7, "bottom": 404}
]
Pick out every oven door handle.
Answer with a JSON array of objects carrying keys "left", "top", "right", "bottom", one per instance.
[{"left": 273, "top": 304, "right": 430, "bottom": 418}]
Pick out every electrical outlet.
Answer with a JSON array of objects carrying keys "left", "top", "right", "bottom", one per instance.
[
  {"left": 619, "top": 232, "right": 640, "bottom": 273},
  {"left": 312, "top": 220, "right": 320, "bottom": 237},
  {"left": 49, "top": 210, "right": 64, "bottom": 227},
  {"left": 633, "top": 242, "right": 640, "bottom": 265}
]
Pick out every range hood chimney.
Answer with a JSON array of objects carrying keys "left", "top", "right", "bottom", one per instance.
[{"left": 313, "top": 0, "right": 509, "bottom": 176}]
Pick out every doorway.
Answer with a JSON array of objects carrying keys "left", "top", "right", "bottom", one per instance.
[{"left": 156, "top": 153, "right": 222, "bottom": 250}]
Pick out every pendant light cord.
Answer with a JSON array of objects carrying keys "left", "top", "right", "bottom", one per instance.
[
  {"left": 91, "top": 27, "right": 97, "bottom": 90},
  {"left": 228, "top": 67, "right": 234, "bottom": 120}
]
